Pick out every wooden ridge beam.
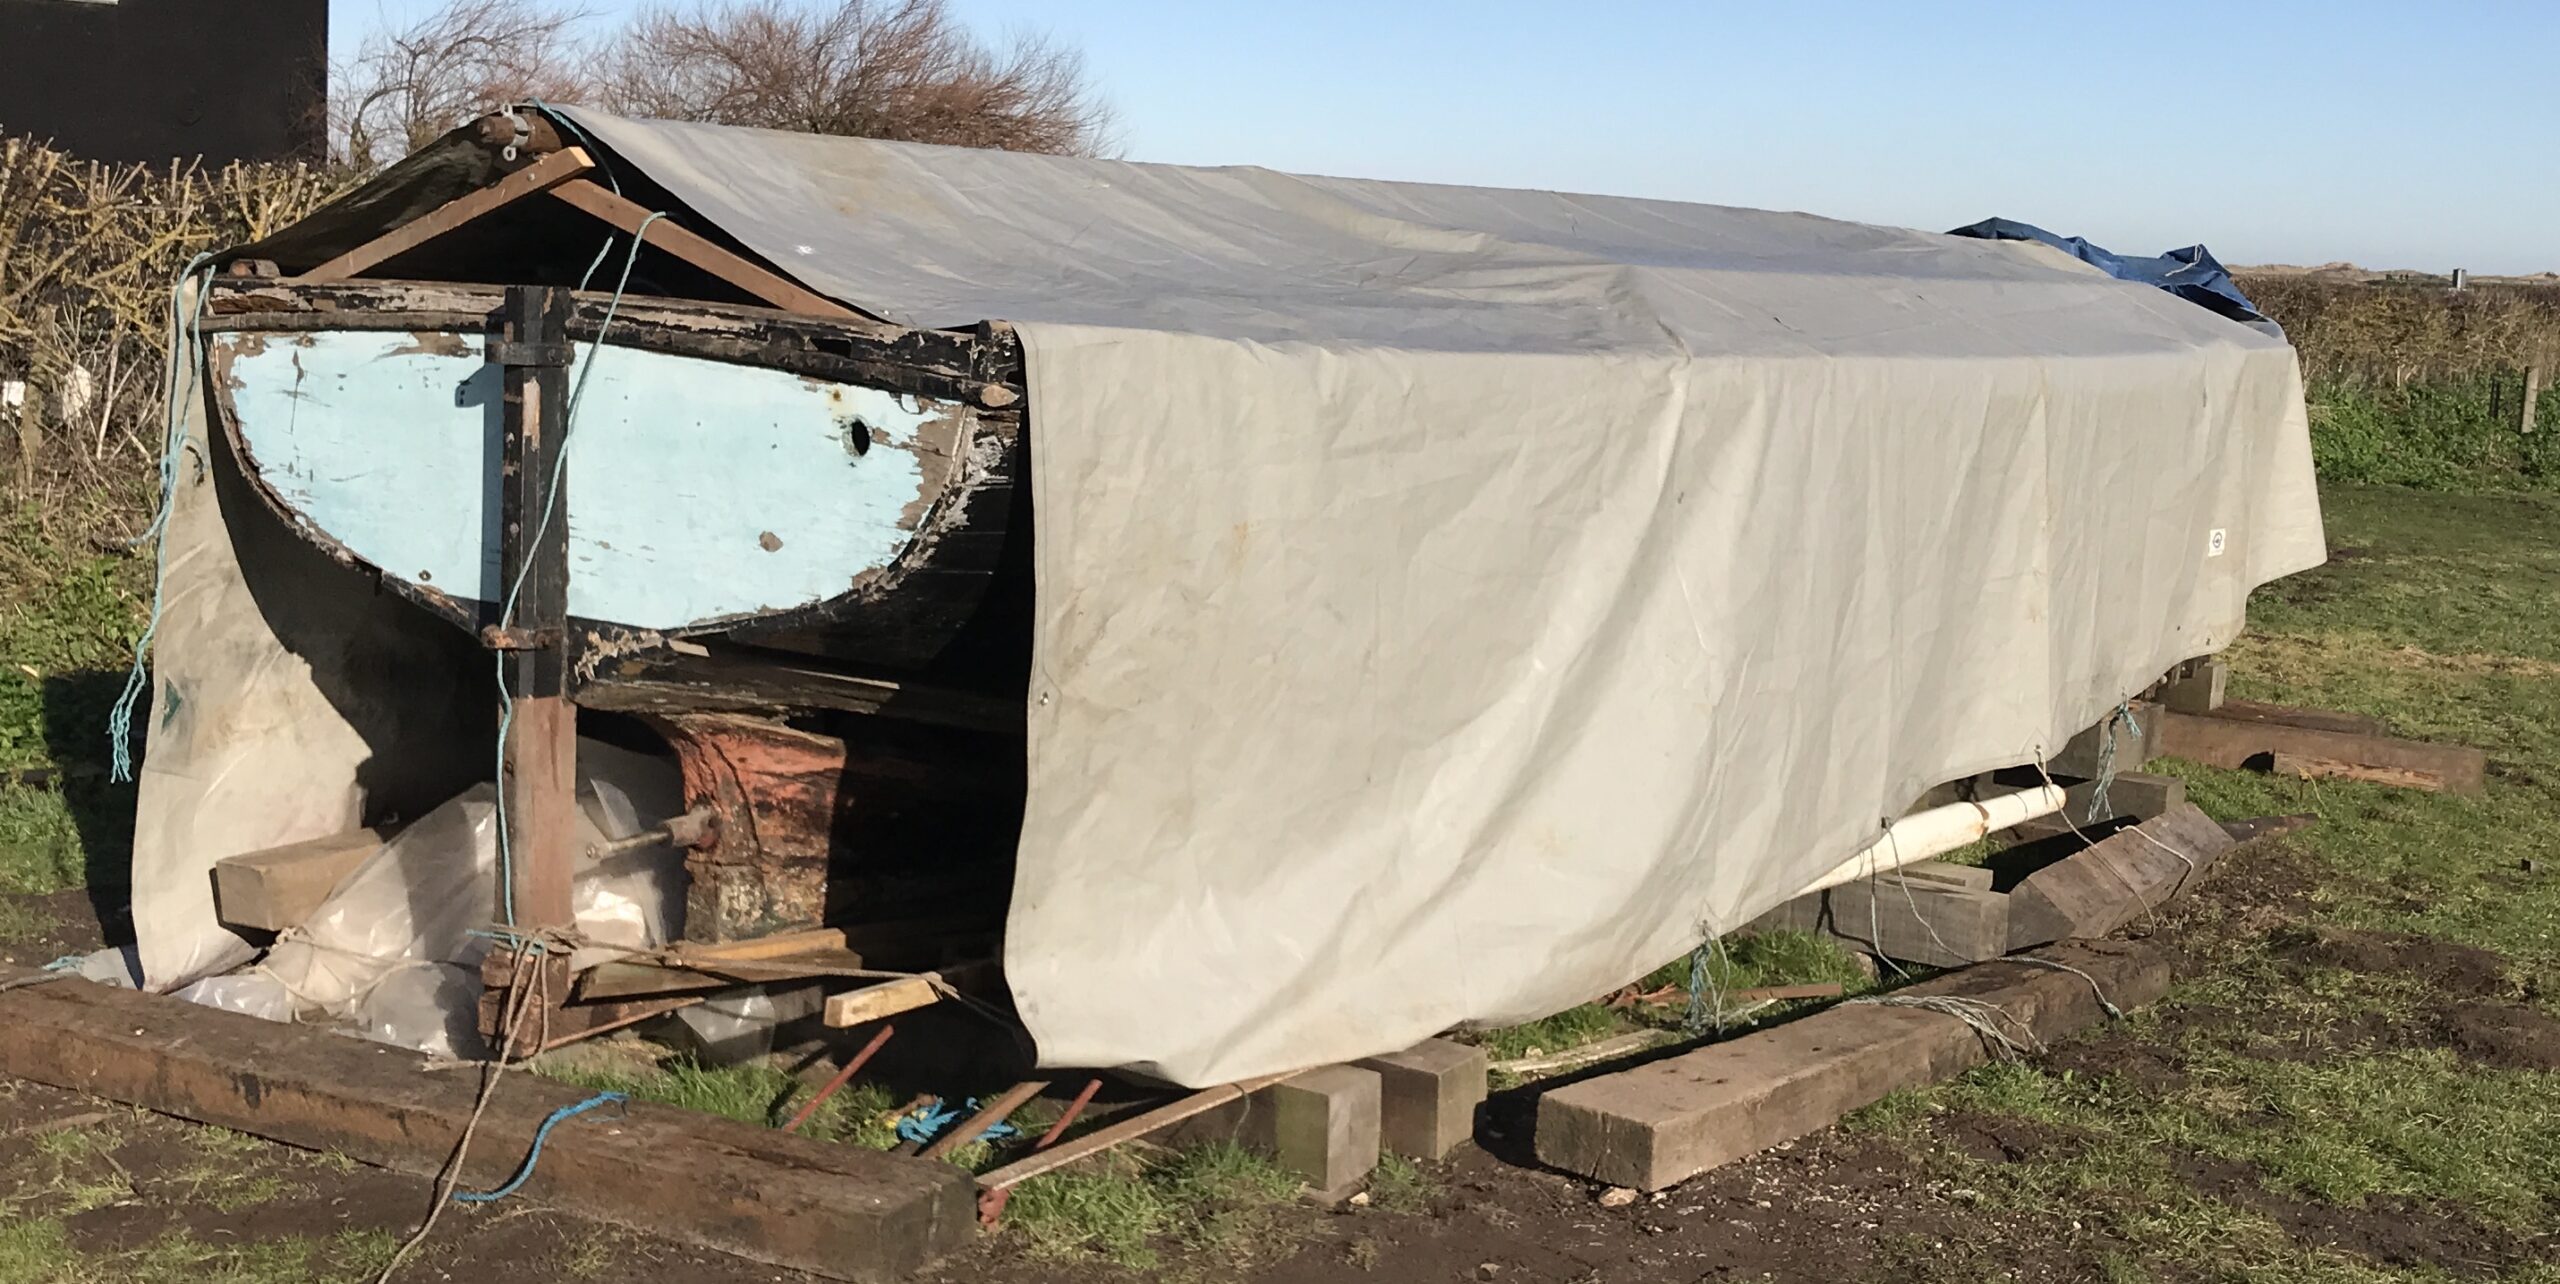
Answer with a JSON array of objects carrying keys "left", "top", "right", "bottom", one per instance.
[
  {"left": 293, "top": 148, "right": 595, "bottom": 283},
  {"left": 546, "top": 178, "right": 861, "bottom": 321}
]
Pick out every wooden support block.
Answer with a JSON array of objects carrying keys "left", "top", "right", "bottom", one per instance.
[
  {"left": 1353, "top": 1039, "right": 1487, "bottom": 1161},
  {"left": 2006, "top": 771, "right": 2187, "bottom": 841},
  {"left": 211, "top": 826, "right": 395, "bottom": 931},
  {"left": 1896, "top": 860, "right": 1994, "bottom": 891},
  {"left": 2157, "top": 660, "right": 2228, "bottom": 714},
  {"left": 2048, "top": 704, "right": 2156, "bottom": 779},
  {"left": 2005, "top": 803, "right": 2236, "bottom": 950},
  {"left": 1749, "top": 874, "right": 2009, "bottom": 968},
  {"left": 2151, "top": 707, "right": 2485, "bottom": 796},
  {"left": 823, "top": 977, "right": 941, "bottom": 1028},
  {"left": 2204, "top": 698, "right": 2389, "bottom": 738},
  {"left": 294, "top": 148, "right": 594, "bottom": 282},
  {"left": 1534, "top": 940, "right": 2170, "bottom": 1190},
  {"left": 1170, "top": 1065, "right": 1383, "bottom": 1202},
  {"left": 0, "top": 973, "right": 974, "bottom": 1280}
]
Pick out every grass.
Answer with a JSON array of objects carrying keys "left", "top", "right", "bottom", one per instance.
[
  {"left": 1005, "top": 1141, "right": 1304, "bottom": 1270},
  {"left": 1844, "top": 481, "right": 2560, "bottom": 1280},
  {"left": 1473, "top": 926, "right": 1878, "bottom": 1072},
  {"left": 534, "top": 1048, "right": 906, "bottom": 1150}
]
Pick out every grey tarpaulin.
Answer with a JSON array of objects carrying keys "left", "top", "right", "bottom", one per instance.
[{"left": 153, "top": 110, "right": 2325, "bottom": 1084}]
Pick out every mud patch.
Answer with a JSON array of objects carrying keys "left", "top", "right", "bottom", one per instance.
[
  {"left": 2433, "top": 1001, "right": 2560, "bottom": 1071},
  {"left": 2277, "top": 926, "right": 2512, "bottom": 997},
  {"left": 1932, "top": 1112, "right": 2089, "bottom": 1164},
  {"left": 2171, "top": 1152, "right": 2535, "bottom": 1274}
]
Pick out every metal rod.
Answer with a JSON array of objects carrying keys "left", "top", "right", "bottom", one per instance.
[
  {"left": 919, "top": 1079, "right": 1049, "bottom": 1161},
  {"left": 782, "top": 1024, "right": 896, "bottom": 1134}
]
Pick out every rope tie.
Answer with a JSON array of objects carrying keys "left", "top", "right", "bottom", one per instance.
[
  {"left": 2085, "top": 701, "right": 2141, "bottom": 824},
  {"left": 452, "top": 1091, "right": 628, "bottom": 1203},
  {"left": 2008, "top": 956, "right": 2126, "bottom": 1020}
]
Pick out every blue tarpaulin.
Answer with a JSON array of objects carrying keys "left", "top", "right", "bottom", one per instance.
[{"left": 1948, "top": 218, "right": 2278, "bottom": 336}]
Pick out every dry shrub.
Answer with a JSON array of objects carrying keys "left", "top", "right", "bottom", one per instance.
[
  {"left": 598, "top": 0, "right": 1111, "bottom": 155},
  {"left": 332, "top": 0, "right": 597, "bottom": 171},
  {"left": 0, "top": 137, "right": 350, "bottom": 549},
  {"left": 2239, "top": 274, "right": 2560, "bottom": 386}
]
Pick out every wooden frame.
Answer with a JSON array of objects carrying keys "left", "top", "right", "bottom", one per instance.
[{"left": 293, "top": 148, "right": 596, "bottom": 283}]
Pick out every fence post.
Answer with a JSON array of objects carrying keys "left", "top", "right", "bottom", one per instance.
[{"left": 2526, "top": 365, "right": 2545, "bottom": 436}]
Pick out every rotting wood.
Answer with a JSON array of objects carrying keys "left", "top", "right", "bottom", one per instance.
[
  {"left": 292, "top": 148, "right": 595, "bottom": 283},
  {"left": 1895, "top": 861, "right": 1994, "bottom": 891},
  {"left": 0, "top": 973, "right": 975, "bottom": 1281},
  {"left": 546, "top": 178, "right": 861, "bottom": 321},
  {"left": 2202, "top": 698, "right": 2390, "bottom": 738},
  {"left": 211, "top": 825, "right": 397, "bottom": 931},
  {"left": 1749, "top": 874, "right": 2009, "bottom": 968},
  {"left": 2004, "top": 803, "right": 2237, "bottom": 950},
  {"left": 1534, "top": 940, "right": 2172, "bottom": 1191},
  {"left": 823, "top": 977, "right": 942, "bottom": 1028},
  {"left": 2271, "top": 753, "right": 2449, "bottom": 790},
  {"left": 497, "top": 285, "right": 580, "bottom": 929},
  {"left": 976, "top": 1073, "right": 1297, "bottom": 1191},
  {"left": 2150, "top": 707, "right": 2485, "bottom": 796}
]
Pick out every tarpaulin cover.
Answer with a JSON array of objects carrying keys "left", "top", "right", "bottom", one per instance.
[
  {"left": 142, "top": 111, "right": 2324, "bottom": 1086},
  {"left": 1947, "top": 217, "right": 2276, "bottom": 334}
]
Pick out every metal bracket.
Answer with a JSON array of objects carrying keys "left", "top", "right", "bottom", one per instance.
[{"left": 488, "top": 340, "right": 575, "bottom": 368}]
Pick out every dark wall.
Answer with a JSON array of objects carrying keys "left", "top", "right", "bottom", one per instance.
[{"left": 0, "top": 0, "right": 326, "bottom": 165}]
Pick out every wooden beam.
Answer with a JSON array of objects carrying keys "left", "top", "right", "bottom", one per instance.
[
  {"left": 1534, "top": 940, "right": 2172, "bottom": 1190},
  {"left": 547, "top": 178, "right": 861, "bottom": 321},
  {"left": 0, "top": 973, "right": 974, "bottom": 1281},
  {"left": 499, "top": 285, "right": 580, "bottom": 928},
  {"left": 211, "top": 826, "right": 397, "bottom": 931},
  {"left": 2005, "top": 804, "right": 2236, "bottom": 950},
  {"left": 919, "top": 1079, "right": 1048, "bottom": 1160},
  {"left": 977, "top": 1072, "right": 1296, "bottom": 1191},
  {"left": 2151, "top": 706, "right": 2486, "bottom": 795},
  {"left": 293, "top": 148, "right": 594, "bottom": 283},
  {"left": 1748, "top": 873, "right": 2010, "bottom": 968},
  {"left": 823, "top": 977, "right": 942, "bottom": 1028}
]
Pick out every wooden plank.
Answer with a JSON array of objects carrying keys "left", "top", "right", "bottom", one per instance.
[
  {"left": 210, "top": 826, "right": 396, "bottom": 931},
  {"left": 2049, "top": 703, "right": 2156, "bottom": 778},
  {"left": 293, "top": 148, "right": 594, "bottom": 283},
  {"left": 919, "top": 1079, "right": 1048, "bottom": 1161},
  {"left": 0, "top": 971, "right": 974, "bottom": 1280},
  {"left": 2156, "top": 659, "right": 2227, "bottom": 714},
  {"left": 1748, "top": 874, "right": 2009, "bottom": 968},
  {"left": 823, "top": 977, "right": 942, "bottom": 1028},
  {"left": 978, "top": 1073, "right": 1296, "bottom": 1191},
  {"left": 1896, "top": 860, "right": 1994, "bottom": 891},
  {"left": 2151, "top": 706, "right": 2485, "bottom": 795},
  {"left": 1534, "top": 940, "right": 2171, "bottom": 1190},
  {"left": 547, "top": 178, "right": 861, "bottom": 321},
  {"left": 2006, "top": 770, "right": 2187, "bottom": 842},
  {"left": 2204, "top": 698, "right": 2389, "bottom": 738},
  {"left": 2005, "top": 803, "right": 2236, "bottom": 950}
]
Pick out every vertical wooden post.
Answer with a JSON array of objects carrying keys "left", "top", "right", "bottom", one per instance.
[
  {"left": 2523, "top": 365, "right": 2544, "bottom": 436},
  {"left": 498, "top": 286, "right": 578, "bottom": 929}
]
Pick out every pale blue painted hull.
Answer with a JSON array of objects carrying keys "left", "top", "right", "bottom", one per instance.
[{"left": 212, "top": 330, "right": 966, "bottom": 632}]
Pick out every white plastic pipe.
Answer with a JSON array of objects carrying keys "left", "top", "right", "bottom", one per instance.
[{"left": 1791, "top": 784, "right": 2065, "bottom": 899}]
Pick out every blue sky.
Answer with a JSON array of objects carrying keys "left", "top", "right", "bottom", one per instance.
[{"left": 332, "top": 0, "right": 2558, "bottom": 273}]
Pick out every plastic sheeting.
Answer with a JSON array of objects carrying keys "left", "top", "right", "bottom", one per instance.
[
  {"left": 541, "top": 110, "right": 2325, "bottom": 1084},
  {"left": 1946, "top": 217, "right": 2275, "bottom": 334}
]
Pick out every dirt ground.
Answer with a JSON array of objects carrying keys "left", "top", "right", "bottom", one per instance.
[{"left": 5, "top": 833, "right": 2551, "bottom": 1284}]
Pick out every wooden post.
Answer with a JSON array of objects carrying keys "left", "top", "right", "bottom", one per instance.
[
  {"left": 498, "top": 285, "right": 579, "bottom": 928},
  {"left": 2524, "top": 365, "right": 2543, "bottom": 435}
]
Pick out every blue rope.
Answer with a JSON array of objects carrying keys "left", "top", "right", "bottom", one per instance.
[
  {"left": 487, "top": 211, "right": 666, "bottom": 925},
  {"left": 107, "top": 252, "right": 221, "bottom": 782},
  {"left": 894, "top": 1097, "right": 1019, "bottom": 1147},
  {"left": 452, "top": 1091, "right": 626, "bottom": 1204}
]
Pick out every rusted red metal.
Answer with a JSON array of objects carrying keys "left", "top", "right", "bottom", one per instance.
[
  {"left": 784, "top": 1023, "right": 897, "bottom": 1134},
  {"left": 653, "top": 712, "right": 850, "bottom": 942},
  {"left": 976, "top": 1076, "right": 1104, "bottom": 1227}
]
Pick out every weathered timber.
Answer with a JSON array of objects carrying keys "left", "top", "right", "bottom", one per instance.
[
  {"left": 497, "top": 285, "right": 579, "bottom": 928},
  {"left": 2156, "top": 660, "right": 2228, "bottom": 714},
  {"left": 292, "top": 148, "right": 594, "bottom": 283},
  {"left": 919, "top": 1079, "right": 1048, "bottom": 1161},
  {"left": 1168, "top": 1065, "right": 1384, "bottom": 1202},
  {"left": 2048, "top": 703, "right": 2157, "bottom": 779},
  {"left": 655, "top": 713, "right": 843, "bottom": 942},
  {"left": 1895, "top": 860, "right": 1994, "bottom": 891},
  {"left": 977, "top": 1074, "right": 1297, "bottom": 1191},
  {"left": 2006, "top": 770, "right": 2187, "bottom": 842},
  {"left": 1748, "top": 873, "right": 2009, "bottom": 968},
  {"left": 2150, "top": 707, "right": 2485, "bottom": 795},
  {"left": 0, "top": 973, "right": 976, "bottom": 1280},
  {"left": 2203, "top": 698, "right": 2390, "bottom": 738},
  {"left": 576, "top": 646, "right": 1024, "bottom": 733},
  {"left": 210, "top": 825, "right": 396, "bottom": 931},
  {"left": 1353, "top": 1039, "right": 1489, "bottom": 1161},
  {"left": 2004, "top": 803, "right": 2237, "bottom": 950},
  {"left": 824, "top": 977, "right": 943, "bottom": 1028},
  {"left": 546, "top": 178, "right": 860, "bottom": 321},
  {"left": 1534, "top": 940, "right": 2171, "bottom": 1190}
]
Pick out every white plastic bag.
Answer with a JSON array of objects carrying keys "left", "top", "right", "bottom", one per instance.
[
  {"left": 172, "top": 970, "right": 293, "bottom": 1022},
  {"left": 356, "top": 961, "right": 487, "bottom": 1060}
]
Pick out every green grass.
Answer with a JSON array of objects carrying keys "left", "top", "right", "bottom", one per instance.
[
  {"left": 1853, "top": 481, "right": 2560, "bottom": 1279},
  {"left": 535, "top": 1050, "right": 906, "bottom": 1150},
  {"left": 1006, "top": 1141, "right": 1304, "bottom": 1270},
  {"left": 1474, "top": 926, "right": 1876, "bottom": 1071},
  {"left": 2305, "top": 375, "right": 2560, "bottom": 494},
  {"left": 1364, "top": 1151, "right": 1435, "bottom": 1213}
]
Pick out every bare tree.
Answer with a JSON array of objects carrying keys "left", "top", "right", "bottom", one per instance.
[
  {"left": 332, "top": 0, "right": 598, "bottom": 170},
  {"left": 598, "top": 0, "right": 1112, "bottom": 156}
]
